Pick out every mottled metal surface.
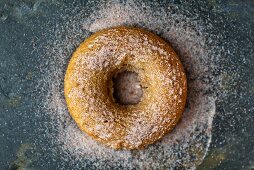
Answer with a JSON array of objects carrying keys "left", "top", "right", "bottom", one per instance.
[
  {"left": 112, "top": 70, "right": 143, "bottom": 105},
  {"left": 0, "top": 0, "right": 253, "bottom": 169}
]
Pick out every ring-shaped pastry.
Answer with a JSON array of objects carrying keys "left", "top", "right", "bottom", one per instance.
[{"left": 64, "top": 27, "right": 187, "bottom": 149}]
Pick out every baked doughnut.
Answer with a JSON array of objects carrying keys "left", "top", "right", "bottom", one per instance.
[{"left": 64, "top": 27, "right": 187, "bottom": 149}]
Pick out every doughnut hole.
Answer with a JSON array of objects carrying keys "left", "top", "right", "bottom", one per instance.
[{"left": 112, "top": 70, "right": 143, "bottom": 105}]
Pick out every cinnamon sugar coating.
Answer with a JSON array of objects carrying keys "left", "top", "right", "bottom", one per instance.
[{"left": 64, "top": 27, "right": 187, "bottom": 149}]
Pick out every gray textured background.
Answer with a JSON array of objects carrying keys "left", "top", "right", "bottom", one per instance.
[{"left": 0, "top": 0, "right": 253, "bottom": 169}]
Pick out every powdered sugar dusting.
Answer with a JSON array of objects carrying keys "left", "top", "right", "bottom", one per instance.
[{"left": 39, "top": 1, "right": 219, "bottom": 169}]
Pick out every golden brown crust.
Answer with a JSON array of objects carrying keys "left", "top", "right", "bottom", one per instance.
[{"left": 64, "top": 26, "right": 187, "bottom": 149}]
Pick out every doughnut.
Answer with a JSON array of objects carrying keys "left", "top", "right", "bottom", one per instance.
[{"left": 64, "top": 27, "right": 187, "bottom": 149}]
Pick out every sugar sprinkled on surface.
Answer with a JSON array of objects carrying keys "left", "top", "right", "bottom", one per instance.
[{"left": 39, "top": 1, "right": 219, "bottom": 169}]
